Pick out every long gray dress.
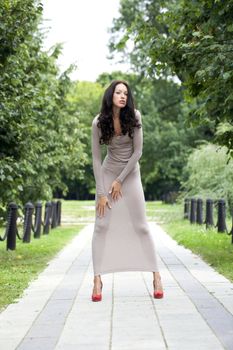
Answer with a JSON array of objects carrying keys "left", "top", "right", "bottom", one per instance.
[{"left": 91, "top": 109, "right": 159, "bottom": 276}]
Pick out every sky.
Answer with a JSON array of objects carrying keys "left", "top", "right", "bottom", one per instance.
[{"left": 41, "top": 0, "right": 130, "bottom": 81}]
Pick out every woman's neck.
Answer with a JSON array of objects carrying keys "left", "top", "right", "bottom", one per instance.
[{"left": 112, "top": 106, "right": 120, "bottom": 119}]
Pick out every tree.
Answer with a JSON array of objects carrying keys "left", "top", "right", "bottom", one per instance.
[
  {"left": 109, "top": 0, "right": 233, "bottom": 155},
  {"left": 0, "top": 0, "right": 87, "bottom": 214}
]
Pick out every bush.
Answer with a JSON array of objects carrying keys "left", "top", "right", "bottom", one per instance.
[{"left": 181, "top": 143, "right": 233, "bottom": 210}]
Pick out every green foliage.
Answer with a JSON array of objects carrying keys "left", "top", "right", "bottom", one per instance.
[
  {"left": 0, "top": 0, "right": 87, "bottom": 213},
  {"left": 109, "top": 0, "right": 233, "bottom": 154},
  {"left": 181, "top": 143, "right": 233, "bottom": 210}
]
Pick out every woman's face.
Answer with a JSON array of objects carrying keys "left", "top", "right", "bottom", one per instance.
[{"left": 112, "top": 83, "right": 128, "bottom": 109}]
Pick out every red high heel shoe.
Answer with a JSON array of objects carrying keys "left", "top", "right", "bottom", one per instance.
[
  {"left": 92, "top": 280, "right": 103, "bottom": 302},
  {"left": 153, "top": 278, "right": 164, "bottom": 299}
]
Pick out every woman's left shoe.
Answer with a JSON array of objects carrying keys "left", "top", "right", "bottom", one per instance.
[{"left": 153, "top": 278, "right": 164, "bottom": 299}]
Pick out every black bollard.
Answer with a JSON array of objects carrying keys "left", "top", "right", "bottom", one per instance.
[
  {"left": 196, "top": 198, "right": 203, "bottom": 224},
  {"left": 34, "top": 201, "right": 42, "bottom": 238},
  {"left": 51, "top": 201, "right": 57, "bottom": 229},
  {"left": 6, "top": 202, "right": 18, "bottom": 251},
  {"left": 205, "top": 199, "right": 214, "bottom": 228},
  {"left": 184, "top": 198, "right": 190, "bottom": 219},
  {"left": 56, "top": 200, "right": 61, "bottom": 226},
  {"left": 43, "top": 201, "right": 52, "bottom": 234},
  {"left": 190, "top": 198, "right": 197, "bottom": 224},
  {"left": 23, "top": 202, "right": 34, "bottom": 243},
  {"left": 217, "top": 199, "right": 227, "bottom": 233}
]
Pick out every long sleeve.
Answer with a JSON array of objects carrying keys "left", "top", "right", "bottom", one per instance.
[
  {"left": 91, "top": 116, "right": 106, "bottom": 198},
  {"left": 115, "top": 110, "right": 143, "bottom": 184}
]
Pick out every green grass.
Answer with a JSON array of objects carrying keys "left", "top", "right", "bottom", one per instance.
[
  {"left": 61, "top": 199, "right": 95, "bottom": 225},
  {"left": 145, "top": 201, "right": 233, "bottom": 282},
  {"left": 0, "top": 200, "right": 88, "bottom": 312}
]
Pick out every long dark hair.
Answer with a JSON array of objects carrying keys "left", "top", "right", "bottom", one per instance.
[{"left": 97, "top": 80, "right": 141, "bottom": 145}]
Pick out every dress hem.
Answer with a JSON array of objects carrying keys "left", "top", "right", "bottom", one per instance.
[{"left": 94, "top": 267, "right": 159, "bottom": 276}]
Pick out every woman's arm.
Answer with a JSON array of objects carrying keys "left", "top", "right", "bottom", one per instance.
[
  {"left": 91, "top": 116, "right": 106, "bottom": 198},
  {"left": 115, "top": 110, "right": 143, "bottom": 184}
]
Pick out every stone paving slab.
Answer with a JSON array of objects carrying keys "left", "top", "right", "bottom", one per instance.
[{"left": 0, "top": 222, "right": 233, "bottom": 349}]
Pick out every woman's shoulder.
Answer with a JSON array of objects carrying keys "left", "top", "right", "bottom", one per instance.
[
  {"left": 92, "top": 114, "right": 100, "bottom": 126},
  {"left": 134, "top": 109, "right": 142, "bottom": 122}
]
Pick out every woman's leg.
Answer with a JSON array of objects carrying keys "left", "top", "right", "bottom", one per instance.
[
  {"left": 93, "top": 274, "right": 102, "bottom": 294},
  {"left": 152, "top": 271, "right": 163, "bottom": 292}
]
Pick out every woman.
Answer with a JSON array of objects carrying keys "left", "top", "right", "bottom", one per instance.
[{"left": 91, "top": 80, "right": 163, "bottom": 302}]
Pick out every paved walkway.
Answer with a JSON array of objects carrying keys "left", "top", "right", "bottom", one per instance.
[{"left": 0, "top": 222, "right": 233, "bottom": 350}]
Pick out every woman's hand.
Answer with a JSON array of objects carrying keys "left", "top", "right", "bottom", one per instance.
[
  {"left": 97, "top": 195, "right": 112, "bottom": 218},
  {"left": 108, "top": 180, "right": 122, "bottom": 201}
]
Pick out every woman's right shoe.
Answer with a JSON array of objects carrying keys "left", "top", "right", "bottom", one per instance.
[
  {"left": 153, "top": 278, "right": 164, "bottom": 299},
  {"left": 92, "top": 280, "right": 103, "bottom": 302}
]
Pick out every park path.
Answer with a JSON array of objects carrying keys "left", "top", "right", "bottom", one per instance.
[{"left": 0, "top": 222, "right": 233, "bottom": 350}]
